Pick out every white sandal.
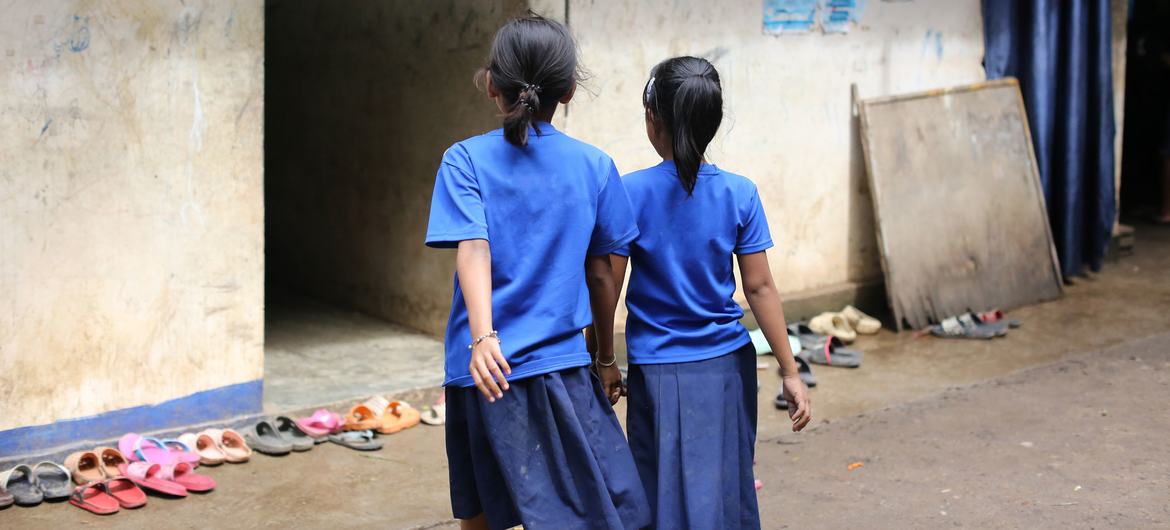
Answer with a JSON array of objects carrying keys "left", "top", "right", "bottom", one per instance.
[
  {"left": 841, "top": 305, "right": 881, "bottom": 335},
  {"left": 808, "top": 312, "right": 857, "bottom": 343}
]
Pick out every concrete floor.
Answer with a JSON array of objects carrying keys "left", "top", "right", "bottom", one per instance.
[
  {"left": 263, "top": 292, "right": 445, "bottom": 411},
  {"left": 5, "top": 225, "right": 1169, "bottom": 529}
]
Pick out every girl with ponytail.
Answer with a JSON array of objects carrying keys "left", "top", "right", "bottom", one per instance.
[
  {"left": 425, "top": 13, "right": 649, "bottom": 530},
  {"left": 604, "top": 56, "right": 812, "bottom": 529}
]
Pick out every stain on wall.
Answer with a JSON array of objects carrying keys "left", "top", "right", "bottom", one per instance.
[
  {"left": 265, "top": 0, "right": 523, "bottom": 336},
  {"left": 0, "top": 1, "right": 264, "bottom": 431}
]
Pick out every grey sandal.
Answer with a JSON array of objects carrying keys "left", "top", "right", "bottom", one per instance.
[
  {"left": 0, "top": 465, "right": 42, "bottom": 506},
  {"left": 930, "top": 315, "right": 1000, "bottom": 339},
  {"left": 31, "top": 462, "right": 72, "bottom": 501},
  {"left": 328, "top": 430, "right": 383, "bottom": 451},
  {"left": 243, "top": 420, "right": 293, "bottom": 455},
  {"left": 962, "top": 312, "right": 1008, "bottom": 336},
  {"left": 274, "top": 416, "right": 315, "bottom": 452},
  {"left": 797, "top": 336, "right": 863, "bottom": 368},
  {"left": 788, "top": 323, "right": 828, "bottom": 351}
]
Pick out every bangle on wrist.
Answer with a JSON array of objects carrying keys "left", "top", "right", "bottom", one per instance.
[{"left": 595, "top": 355, "right": 617, "bottom": 367}]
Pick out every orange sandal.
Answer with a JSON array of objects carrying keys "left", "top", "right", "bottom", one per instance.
[
  {"left": 377, "top": 401, "right": 421, "bottom": 435},
  {"left": 343, "top": 404, "right": 382, "bottom": 431}
]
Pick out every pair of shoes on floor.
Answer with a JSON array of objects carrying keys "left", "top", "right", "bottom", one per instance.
[
  {"left": 787, "top": 324, "right": 863, "bottom": 369},
  {"left": 344, "top": 396, "right": 421, "bottom": 435},
  {"left": 291, "top": 407, "right": 381, "bottom": 451},
  {"left": 65, "top": 443, "right": 211, "bottom": 514},
  {"left": 0, "top": 461, "right": 72, "bottom": 507},
  {"left": 177, "top": 429, "right": 252, "bottom": 465},
  {"left": 808, "top": 305, "right": 882, "bottom": 343},
  {"left": 242, "top": 417, "right": 315, "bottom": 455},
  {"left": 928, "top": 309, "right": 1021, "bottom": 340},
  {"left": 292, "top": 410, "right": 399, "bottom": 451},
  {"left": 107, "top": 439, "right": 215, "bottom": 495},
  {"left": 63, "top": 449, "right": 148, "bottom": 515}
]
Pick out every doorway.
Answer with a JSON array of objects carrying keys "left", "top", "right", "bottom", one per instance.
[
  {"left": 1119, "top": 0, "right": 1170, "bottom": 225},
  {"left": 261, "top": 1, "right": 514, "bottom": 410}
]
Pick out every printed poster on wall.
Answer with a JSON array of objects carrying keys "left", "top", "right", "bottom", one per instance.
[
  {"left": 821, "top": 0, "right": 866, "bottom": 34},
  {"left": 763, "top": 0, "right": 867, "bottom": 35},
  {"left": 763, "top": 0, "right": 817, "bottom": 34}
]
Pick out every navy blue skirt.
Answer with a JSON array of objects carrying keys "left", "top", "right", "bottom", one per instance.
[
  {"left": 446, "top": 366, "right": 651, "bottom": 530},
  {"left": 626, "top": 342, "right": 760, "bottom": 530}
]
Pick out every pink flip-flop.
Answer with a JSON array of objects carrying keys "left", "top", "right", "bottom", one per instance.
[
  {"left": 296, "top": 409, "right": 342, "bottom": 440},
  {"left": 118, "top": 433, "right": 174, "bottom": 465},
  {"left": 161, "top": 463, "right": 215, "bottom": 493},
  {"left": 118, "top": 462, "right": 187, "bottom": 497}
]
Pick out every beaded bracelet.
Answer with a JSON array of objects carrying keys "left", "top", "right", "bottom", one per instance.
[{"left": 468, "top": 330, "right": 500, "bottom": 350}]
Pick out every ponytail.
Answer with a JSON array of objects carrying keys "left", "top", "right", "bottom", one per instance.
[
  {"left": 503, "top": 85, "right": 542, "bottom": 146},
  {"left": 644, "top": 57, "right": 723, "bottom": 195},
  {"left": 482, "top": 13, "right": 580, "bottom": 147}
]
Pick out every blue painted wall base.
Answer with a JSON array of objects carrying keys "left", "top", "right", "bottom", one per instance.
[{"left": 0, "top": 379, "right": 263, "bottom": 456}]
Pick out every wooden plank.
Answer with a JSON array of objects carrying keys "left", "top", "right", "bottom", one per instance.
[{"left": 857, "top": 78, "right": 1063, "bottom": 331}]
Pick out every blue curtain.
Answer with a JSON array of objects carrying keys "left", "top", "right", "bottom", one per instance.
[{"left": 982, "top": 0, "right": 1116, "bottom": 278}]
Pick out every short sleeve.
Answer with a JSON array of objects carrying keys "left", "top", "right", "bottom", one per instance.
[
  {"left": 425, "top": 147, "right": 489, "bottom": 248},
  {"left": 735, "top": 185, "right": 774, "bottom": 254},
  {"left": 588, "top": 162, "right": 639, "bottom": 256}
]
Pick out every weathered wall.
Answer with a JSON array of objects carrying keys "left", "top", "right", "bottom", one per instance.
[
  {"left": 0, "top": 1, "right": 264, "bottom": 432},
  {"left": 560, "top": 1, "right": 987, "bottom": 303},
  {"left": 266, "top": 0, "right": 522, "bottom": 337}
]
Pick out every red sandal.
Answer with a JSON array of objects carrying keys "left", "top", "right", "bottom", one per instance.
[{"left": 68, "top": 481, "right": 120, "bottom": 515}]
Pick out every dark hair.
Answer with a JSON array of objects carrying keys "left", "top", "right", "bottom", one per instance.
[
  {"left": 643, "top": 57, "right": 723, "bottom": 195},
  {"left": 480, "top": 13, "right": 579, "bottom": 147}
]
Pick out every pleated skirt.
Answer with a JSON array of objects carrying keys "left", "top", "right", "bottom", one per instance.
[
  {"left": 446, "top": 366, "right": 651, "bottom": 530},
  {"left": 626, "top": 342, "right": 760, "bottom": 530}
]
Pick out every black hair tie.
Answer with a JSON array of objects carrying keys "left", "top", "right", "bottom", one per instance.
[{"left": 519, "top": 83, "right": 542, "bottom": 113}]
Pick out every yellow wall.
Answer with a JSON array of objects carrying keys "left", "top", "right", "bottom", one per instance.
[{"left": 0, "top": 1, "right": 264, "bottom": 431}]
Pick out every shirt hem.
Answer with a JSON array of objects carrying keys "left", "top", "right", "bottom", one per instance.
[
  {"left": 735, "top": 240, "right": 774, "bottom": 255},
  {"left": 628, "top": 333, "right": 753, "bottom": 365},
  {"left": 589, "top": 226, "right": 640, "bottom": 256},
  {"left": 425, "top": 231, "right": 489, "bottom": 248},
  {"left": 443, "top": 353, "right": 593, "bottom": 388}
]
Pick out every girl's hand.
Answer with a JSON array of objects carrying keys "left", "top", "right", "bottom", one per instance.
[
  {"left": 782, "top": 375, "right": 811, "bottom": 431},
  {"left": 470, "top": 338, "right": 511, "bottom": 403},
  {"left": 595, "top": 363, "right": 625, "bottom": 405}
]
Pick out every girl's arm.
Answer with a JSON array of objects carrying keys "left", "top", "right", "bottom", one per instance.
[
  {"left": 457, "top": 239, "right": 511, "bottom": 402},
  {"left": 586, "top": 254, "right": 624, "bottom": 404},
  {"left": 585, "top": 253, "right": 629, "bottom": 355},
  {"left": 737, "top": 251, "right": 812, "bottom": 431}
]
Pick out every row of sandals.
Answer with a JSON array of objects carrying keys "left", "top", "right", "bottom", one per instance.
[
  {"left": 235, "top": 396, "right": 441, "bottom": 454},
  {"left": 0, "top": 395, "right": 446, "bottom": 513},
  {"left": 0, "top": 432, "right": 224, "bottom": 515}
]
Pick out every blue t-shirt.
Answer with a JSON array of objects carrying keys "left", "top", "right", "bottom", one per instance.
[
  {"left": 617, "top": 161, "right": 774, "bottom": 365},
  {"left": 425, "top": 124, "right": 639, "bottom": 387}
]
